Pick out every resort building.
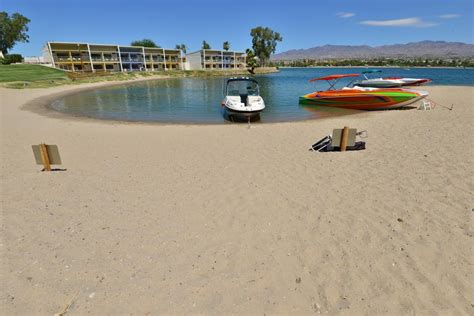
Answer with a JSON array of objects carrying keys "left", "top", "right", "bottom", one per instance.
[
  {"left": 186, "top": 49, "right": 246, "bottom": 70},
  {"left": 43, "top": 42, "right": 183, "bottom": 72}
]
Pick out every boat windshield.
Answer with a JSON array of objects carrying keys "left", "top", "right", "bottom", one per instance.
[{"left": 226, "top": 80, "right": 259, "bottom": 96}]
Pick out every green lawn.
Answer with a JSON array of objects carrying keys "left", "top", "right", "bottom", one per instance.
[
  {"left": 0, "top": 64, "right": 276, "bottom": 88},
  {"left": 0, "top": 64, "right": 68, "bottom": 83}
]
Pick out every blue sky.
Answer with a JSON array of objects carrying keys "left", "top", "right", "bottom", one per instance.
[{"left": 4, "top": 0, "right": 473, "bottom": 56}]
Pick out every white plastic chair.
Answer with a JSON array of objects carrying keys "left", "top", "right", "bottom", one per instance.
[{"left": 418, "top": 99, "right": 434, "bottom": 110}]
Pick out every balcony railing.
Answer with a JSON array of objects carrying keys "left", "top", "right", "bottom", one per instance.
[
  {"left": 121, "top": 58, "right": 144, "bottom": 63},
  {"left": 149, "top": 57, "right": 165, "bottom": 62},
  {"left": 205, "top": 58, "right": 222, "bottom": 63},
  {"left": 55, "top": 57, "right": 91, "bottom": 62},
  {"left": 91, "top": 58, "right": 119, "bottom": 62}
]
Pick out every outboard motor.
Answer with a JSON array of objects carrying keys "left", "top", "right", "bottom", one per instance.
[{"left": 240, "top": 94, "right": 249, "bottom": 106}]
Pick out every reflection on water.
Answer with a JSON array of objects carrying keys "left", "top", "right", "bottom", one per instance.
[
  {"left": 52, "top": 76, "right": 357, "bottom": 123},
  {"left": 51, "top": 67, "right": 471, "bottom": 123}
]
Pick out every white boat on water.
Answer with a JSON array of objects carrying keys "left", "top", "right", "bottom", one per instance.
[
  {"left": 355, "top": 70, "right": 432, "bottom": 88},
  {"left": 221, "top": 77, "right": 265, "bottom": 121}
]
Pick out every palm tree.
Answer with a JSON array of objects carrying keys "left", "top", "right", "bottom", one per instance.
[
  {"left": 223, "top": 41, "right": 230, "bottom": 51},
  {"left": 175, "top": 44, "right": 187, "bottom": 54},
  {"left": 202, "top": 41, "right": 211, "bottom": 50}
]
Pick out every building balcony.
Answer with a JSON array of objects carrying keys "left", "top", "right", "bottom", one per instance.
[
  {"left": 91, "top": 59, "right": 120, "bottom": 62},
  {"left": 205, "top": 59, "right": 222, "bottom": 63},
  {"left": 121, "top": 58, "right": 144, "bottom": 63},
  {"left": 55, "top": 57, "right": 91, "bottom": 62}
]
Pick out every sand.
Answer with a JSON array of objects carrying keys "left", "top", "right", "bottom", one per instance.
[{"left": 1, "top": 82, "right": 473, "bottom": 315}]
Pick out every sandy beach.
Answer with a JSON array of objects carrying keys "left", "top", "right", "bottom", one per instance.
[{"left": 1, "top": 82, "right": 472, "bottom": 314}]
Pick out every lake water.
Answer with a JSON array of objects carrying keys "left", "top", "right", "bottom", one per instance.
[{"left": 51, "top": 67, "right": 473, "bottom": 124}]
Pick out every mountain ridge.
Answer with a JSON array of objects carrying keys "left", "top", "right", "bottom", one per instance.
[{"left": 272, "top": 41, "right": 474, "bottom": 60}]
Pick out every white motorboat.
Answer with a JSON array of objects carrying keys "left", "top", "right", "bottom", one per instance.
[
  {"left": 222, "top": 77, "right": 265, "bottom": 121},
  {"left": 355, "top": 70, "right": 432, "bottom": 88}
]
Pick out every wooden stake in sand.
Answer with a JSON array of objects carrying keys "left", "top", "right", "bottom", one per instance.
[
  {"left": 39, "top": 144, "right": 51, "bottom": 171},
  {"left": 340, "top": 126, "right": 349, "bottom": 151},
  {"left": 331, "top": 127, "right": 357, "bottom": 151},
  {"left": 32, "top": 144, "right": 62, "bottom": 171}
]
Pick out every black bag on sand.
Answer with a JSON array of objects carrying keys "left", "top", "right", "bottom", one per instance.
[
  {"left": 326, "top": 141, "right": 366, "bottom": 152},
  {"left": 313, "top": 141, "right": 366, "bottom": 152},
  {"left": 309, "top": 135, "right": 332, "bottom": 151}
]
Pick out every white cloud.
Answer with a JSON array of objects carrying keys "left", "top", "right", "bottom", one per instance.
[
  {"left": 360, "top": 17, "right": 437, "bottom": 27},
  {"left": 336, "top": 12, "right": 355, "bottom": 18},
  {"left": 439, "top": 14, "right": 461, "bottom": 19}
]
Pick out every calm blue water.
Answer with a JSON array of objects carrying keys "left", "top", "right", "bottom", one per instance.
[{"left": 51, "top": 67, "right": 473, "bottom": 123}]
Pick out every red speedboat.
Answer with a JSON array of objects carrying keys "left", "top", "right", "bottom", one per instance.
[{"left": 300, "top": 74, "right": 429, "bottom": 110}]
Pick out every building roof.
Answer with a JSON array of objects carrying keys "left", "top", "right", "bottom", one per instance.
[{"left": 45, "top": 41, "right": 180, "bottom": 52}]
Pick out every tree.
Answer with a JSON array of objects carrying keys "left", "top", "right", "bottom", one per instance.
[
  {"left": 223, "top": 41, "right": 230, "bottom": 51},
  {"left": 245, "top": 48, "right": 258, "bottom": 74},
  {"left": 0, "top": 53, "right": 23, "bottom": 64},
  {"left": 130, "top": 39, "right": 160, "bottom": 48},
  {"left": 0, "top": 12, "right": 30, "bottom": 55},
  {"left": 175, "top": 44, "right": 187, "bottom": 53},
  {"left": 250, "top": 26, "right": 282, "bottom": 66},
  {"left": 202, "top": 40, "right": 211, "bottom": 50}
]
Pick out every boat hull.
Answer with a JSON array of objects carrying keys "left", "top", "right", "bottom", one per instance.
[
  {"left": 356, "top": 79, "right": 403, "bottom": 88},
  {"left": 398, "top": 78, "right": 432, "bottom": 86},
  {"left": 222, "top": 95, "right": 265, "bottom": 121},
  {"left": 224, "top": 106, "right": 263, "bottom": 115},
  {"left": 223, "top": 106, "right": 263, "bottom": 121},
  {"left": 299, "top": 88, "right": 428, "bottom": 110},
  {"left": 356, "top": 77, "right": 432, "bottom": 88}
]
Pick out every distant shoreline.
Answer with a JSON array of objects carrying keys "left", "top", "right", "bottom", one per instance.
[
  {"left": 277, "top": 66, "right": 474, "bottom": 69},
  {"left": 0, "top": 66, "right": 279, "bottom": 89}
]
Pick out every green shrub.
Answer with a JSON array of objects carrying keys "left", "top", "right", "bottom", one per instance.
[{"left": 1, "top": 54, "right": 23, "bottom": 64}]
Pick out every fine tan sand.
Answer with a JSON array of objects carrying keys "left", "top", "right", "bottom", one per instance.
[{"left": 1, "top": 82, "right": 473, "bottom": 315}]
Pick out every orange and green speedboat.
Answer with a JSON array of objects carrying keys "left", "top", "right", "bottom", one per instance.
[{"left": 299, "top": 74, "right": 429, "bottom": 110}]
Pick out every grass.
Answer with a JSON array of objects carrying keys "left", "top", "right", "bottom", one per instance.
[
  {"left": 0, "top": 64, "right": 278, "bottom": 89},
  {"left": 0, "top": 64, "right": 68, "bottom": 83}
]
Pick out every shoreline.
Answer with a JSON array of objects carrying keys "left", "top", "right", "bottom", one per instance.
[
  {"left": 0, "top": 67, "right": 279, "bottom": 89},
  {"left": 21, "top": 76, "right": 372, "bottom": 126},
  {"left": 277, "top": 65, "right": 474, "bottom": 69},
  {"left": 20, "top": 80, "right": 460, "bottom": 126},
  {"left": 21, "top": 75, "right": 177, "bottom": 126}
]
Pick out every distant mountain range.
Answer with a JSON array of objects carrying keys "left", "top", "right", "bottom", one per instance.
[{"left": 271, "top": 41, "right": 474, "bottom": 60}]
